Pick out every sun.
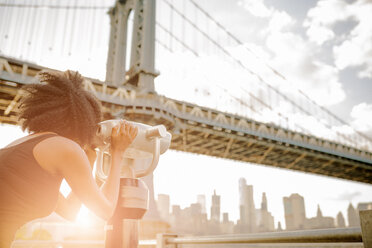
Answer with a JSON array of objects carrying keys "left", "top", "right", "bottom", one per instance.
[
  {"left": 60, "top": 179, "right": 102, "bottom": 227},
  {"left": 75, "top": 205, "right": 98, "bottom": 227}
]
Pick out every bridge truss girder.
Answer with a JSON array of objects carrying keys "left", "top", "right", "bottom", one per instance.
[{"left": 0, "top": 56, "right": 371, "bottom": 184}]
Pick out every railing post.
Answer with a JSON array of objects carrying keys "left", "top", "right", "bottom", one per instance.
[
  {"left": 360, "top": 209, "right": 372, "bottom": 248},
  {"left": 156, "top": 233, "right": 178, "bottom": 248}
]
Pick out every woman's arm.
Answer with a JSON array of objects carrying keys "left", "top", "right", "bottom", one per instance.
[
  {"left": 34, "top": 121, "right": 137, "bottom": 221},
  {"left": 54, "top": 146, "right": 97, "bottom": 221},
  {"left": 55, "top": 192, "right": 82, "bottom": 221}
]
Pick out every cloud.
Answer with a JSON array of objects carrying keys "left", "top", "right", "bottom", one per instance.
[
  {"left": 333, "top": 0, "right": 372, "bottom": 78},
  {"left": 332, "top": 191, "right": 362, "bottom": 201},
  {"left": 350, "top": 103, "right": 372, "bottom": 136},
  {"left": 304, "top": 0, "right": 350, "bottom": 45},
  {"left": 264, "top": 29, "right": 346, "bottom": 106},
  {"left": 155, "top": 50, "right": 263, "bottom": 115},
  {"left": 238, "top": 0, "right": 346, "bottom": 107},
  {"left": 304, "top": 0, "right": 372, "bottom": 78},
  {"left": 305, "top": 24, "right": 335, "bottom": 46},
  {"left": 237, "top": 0, "right": 273, "bottom": 18},
  {"left": 268, "top": 10, "right": 295, "bottom": 32}
]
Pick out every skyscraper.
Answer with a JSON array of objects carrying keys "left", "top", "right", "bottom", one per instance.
[
  {"left": 157, "top": 194, "right": 170, "bottom": 221},
  {"left": 197, "top": 194, "right": 207, "bottom": 214},
  {"left": 305, "top": 205, "right": 334, "bottom": 229},
  {"left": 239, "top": 178, "right": 256, "bottom": 232},
  {"left": 211, "top": 190, "right": 220, "bottom": 222},
  {"left": 283, "top": 193, "right": 306, "bottom": 230},
  {"left": 221, "top": 212, "right": 234, "bottom": 234},
  {"left": 316, "top": 204, "right": 322, "bottom": 218},
  {"left": 261, "top": 192, "right": 267, "bottom": 211},
  {"left": 257, "top": 192, "right": 275, "bottom": 232},
  {"left": 347, "top": 203, "right": 359, "bottom": 227},
  {"left": 336, "top": 211, "right": 346, "bottom": 228},
  {"left": 170, "top": 205, "right": 182, "bottom": 230},
  {"left": 277, "top": 221, "right": 283, "bottom": 231}
]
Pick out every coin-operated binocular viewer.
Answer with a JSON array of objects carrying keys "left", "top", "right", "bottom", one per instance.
[{"left": 95, "top": 120, "right": 172, "bottom": 248}]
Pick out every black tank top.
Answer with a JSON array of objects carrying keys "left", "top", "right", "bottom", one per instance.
[{"left": 0, "top": 133, "right": 61, "bottom": 247}]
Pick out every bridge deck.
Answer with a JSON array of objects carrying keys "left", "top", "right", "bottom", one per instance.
[{"left": 1, "top": 56, "right": 371, "bottom": 183}]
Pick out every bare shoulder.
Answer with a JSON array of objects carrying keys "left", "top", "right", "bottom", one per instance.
[
  {"left": 35, "top": 135, "right": 82, "bottom": 154},
  {"left": 33, "top": 136, "right": 85, "bottom": 176}
]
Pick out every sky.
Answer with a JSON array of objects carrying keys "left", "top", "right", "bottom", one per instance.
[
  {"left": 1, "top": 0, "right": 372, "bottom": 230},
  {"left": 196, "top": 0, "right": 372, "bottom": 124},
  {"left": 153, "top": 0, "right": 372, "bottom": 227}
]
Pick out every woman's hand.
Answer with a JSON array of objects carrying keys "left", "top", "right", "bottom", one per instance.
[{"left": 110, "top": 120, "right": 138, "bottom": 154}]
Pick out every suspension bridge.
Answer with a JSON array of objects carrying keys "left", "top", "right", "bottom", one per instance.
[{"left": 0, "top": 0, "right": 372, "bottom": 184}]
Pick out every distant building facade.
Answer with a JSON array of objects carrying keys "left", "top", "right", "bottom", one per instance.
[
  {"left": 336, "top": 211, "right": 346, "bottom": 228},
  {"left": 348, "top": 203, "right": 360, "bottom": 227},
  {"left": 197, "top": 194, "right": 207, "bottom": 214},
  {"left": 283, "top": 193, "right": 306, "bottom": 230},
  {"left": 257, "top": 193, "right": 275, "bottom": 232},
  {"left": 221, "top": 212, "right": 234, "bottom": 234},
  {"left": 211, "top": 190, "right": 221, "bottom": 222},
  {"left": 238, "top": 178, "right": 256, "bottom": 233},
  {"left": 305, "top": 205, "right": 334, "bottom": 229},
  {"left": 157, "top": 194, "right": 170, "bottom": 221}
]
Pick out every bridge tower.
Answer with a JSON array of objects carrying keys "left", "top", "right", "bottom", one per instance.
[{"left": 106, "top": 0, "right": 157, "bottom": 93}]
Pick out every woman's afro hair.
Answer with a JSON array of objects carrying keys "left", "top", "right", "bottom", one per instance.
[{"left": 18, "top": 70, "right": 102, "bottom": 146}]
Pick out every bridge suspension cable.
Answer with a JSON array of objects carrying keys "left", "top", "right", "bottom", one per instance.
[
  {"left": 154, "top": 0, "right": 372, "bottom": 152},
  {"left": 187, "top": 0, "right": 372, "bottom": 146},
  {"left": 0, "top": 0, "right": 113, "bottom": 79}
]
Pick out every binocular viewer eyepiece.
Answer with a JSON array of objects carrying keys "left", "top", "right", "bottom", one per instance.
[
  {"left": 96, "top": 120, "right": 171, "bottom": 159},
  {"left": 95, "top": 120, "right": 172, "bottom": 179}
]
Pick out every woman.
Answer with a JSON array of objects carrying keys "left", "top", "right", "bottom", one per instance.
[{"left": 0, "top": 70, "right": 138, "bottom": 247}]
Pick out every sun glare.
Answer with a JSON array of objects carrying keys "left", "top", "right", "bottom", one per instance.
[
  {"left": 60, "top": 179, "right": 101, "bottom": 227},
  {"left": 75, "top": 205, "right": 97, "bottom": 227}
]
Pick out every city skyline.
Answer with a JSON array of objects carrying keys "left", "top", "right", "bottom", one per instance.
[
  {"left": 155, "top": 176, "right": 370, "bottom": 231},
  {"left": 153, "top": 148, "right": 372, "bottom": 229},
  {"left": 7, "top": 175, "right": 370, "bottom": 241}
]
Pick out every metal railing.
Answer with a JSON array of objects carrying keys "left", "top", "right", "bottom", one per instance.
[
  {"left": 156, "top": 227, "right": 363, "bottom": 248},
  {"left": 12, "top": 239, "right": 156, "bottom": 247},
  {"left": 12, "top": 227, "right": 364, "bottom": 248}
]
